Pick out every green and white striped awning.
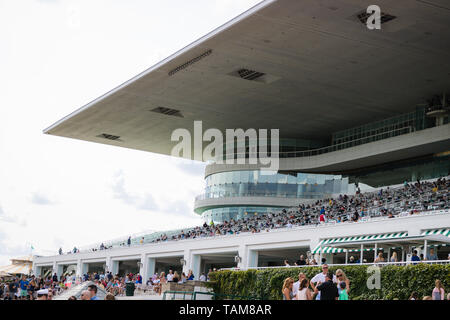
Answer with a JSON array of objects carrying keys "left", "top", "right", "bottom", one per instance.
[
  {"left": 421, "top": 229, "right": 450, "bottom": 237},
  {"left": 312, "top": 232, "right": 409, "bottom": 254},
  {"left": 421, "top": 229, "right": 450, "bottom": 246}
]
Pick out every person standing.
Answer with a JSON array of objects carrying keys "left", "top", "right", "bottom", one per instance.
[
  {"left": 411, "top": 250, "right": 421, "bottom": 265},
  {"left": 296, "top": 279, "right": 312, "bottom": 300},
  {"left": 338, "top": 282, "right": 349, "bottom": 300},
  {"left": 281, "top": 277, "right": 294, "bottom": 300},
  {"left": 426, "top": 248, "right": 438, "bottom": 261},
  {"left": 18, "top": 275, "right": 29, "bottom": 300},
  {"left": 310, "top": 264, "right": 337, "bottom": 300},
  {"left": 432, "top": 280, "right": 445, "bottom": 300},
  {"left": 292, "top": 272, "right": 306, "bottom": 299},
  {"left": 314, "top": 272, "right": 339, "bottom": 300},
  {"left": 8, "top": 278, "right": 18, "bottom": 300}
]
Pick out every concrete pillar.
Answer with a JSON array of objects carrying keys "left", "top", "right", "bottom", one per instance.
[
  {"left": 247, "top": 249, "right": 259, "bottom": 269},
  {"left": 76, "top": 260, "right": 82, "bottom": 277},
  {"left": 81, "top": 262, "right": 88, "bottom": 275},
  {"left": 360, "top": 244, "right": 364, "bottom": 264},
  {"left": 105, "top": 256, "right": 112, "bottom": 274},
  {"left": 190, "top": 254, "right": 201, "bottom": 280},
  {"left": 56, "top": 264, "right": 64, "bottom": 279},
  {"left": 34, "top": 265, "right": 42, "bottom": 277},
  {"left": 146, "top": 257, "right": 156, "bottom": 281},
  {"left": 111, "top": 260, "right": 119, "bottom": 276},
  {"left": 423, "top": 240, "right": 428, "bottom": 260},
  {"left": 238, "top": 245, "right": 246, "bottom": 269},
  {"left": 374, "top": 243, "right": 378, "bottom": 261},
  {"left": 182, "top": 250, "right": 190, "bottom": 275}
]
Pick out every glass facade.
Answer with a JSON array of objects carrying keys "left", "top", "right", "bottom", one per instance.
[
  {"left": 198, "top": 170, "right": 351, "bottom": 223},
  {"left": 201, "top": 206, "right": 288, "bottom": 224},
  {"left": 350, "top": 154, "right": 450, "bottom": 188},
  {"left": 332, "top": 108, "right": 428, "bottom": 146}
]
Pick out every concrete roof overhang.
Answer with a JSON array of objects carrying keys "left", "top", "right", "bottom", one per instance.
[{"left": 44, "top": 0, "right": 450, "bottom": 159}]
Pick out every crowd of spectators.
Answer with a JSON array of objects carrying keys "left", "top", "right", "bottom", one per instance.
[
  {"left": 0, "top": 272, "right": 72, "bottom": 300},
  {"left": 55, "top": 177, "right": 449, "bottom": 254},
  {"left": 150, "top": 177, "right": 449, "bottom": 242},
  {"left": 282, "top": 264, "right": 449, "bottom": 300}
]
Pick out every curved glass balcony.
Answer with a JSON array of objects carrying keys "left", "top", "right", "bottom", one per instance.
[{"left": 212, "top": 126, "right": 413, "bottom": 163}]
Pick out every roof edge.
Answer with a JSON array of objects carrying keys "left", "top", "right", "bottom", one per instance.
[{"left": 43, "top": 0, "right": 278, "bottom": 135}]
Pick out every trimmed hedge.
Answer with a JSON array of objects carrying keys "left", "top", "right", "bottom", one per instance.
[{"left": 207, "top": 264, "right": 450, "bottom": 300}]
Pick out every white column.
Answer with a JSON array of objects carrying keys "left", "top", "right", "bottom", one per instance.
[
  {"left": 76, "top": 259, "right": 82, "bottom": 277},
  {"left": 52, "top": 261, "right": 57, "bottom": 275},
  {"left": 105, "top": 256, "right": 112, "bottom": 274},
  {"left": 139, "top": 254, "right": 146, "bottom": 280},
  {"left": 111, "top": 260, "right": 119, "bottom": 275},
  {"left": 182, "top": 249, "right": 190, "bottom": 275},
  {"left": 387, "top": 248, "right": 391, "bottom": 263},
  {"left": 360, "top": 244, "right": 364, "bottom": 264},
  {"left": 247, "top": 250, "right": 259, "bottom": 269},
  {"left": 34, "top": 265, "right": 42, "bottom": 277},
  {"left": 56, "top": 264, "right": 64, "bottom": 279},
  {"left": 147, "top": 258, "right": 156, "bottom": 280},
  {"left": 238, "top": 245, "right": 246, "bottom": 269},
  {"left": 401, "top": 247, "right": 406, "bottom": 262},
  {"left": 374, "top": 243, "right": 378, "bottom": 261},
  {"left": 423, "top": 240, "right": 428, "bottom": 261},
  {"left": 190, "top": 254, "right": 201, "bottom": 280},
  {"left": 345, "top": 250, "right": 348, "bottom": 264}
]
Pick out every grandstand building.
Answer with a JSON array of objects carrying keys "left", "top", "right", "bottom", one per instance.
[{"left": 34, "top": 0, "right": 450, "bottom": 281}]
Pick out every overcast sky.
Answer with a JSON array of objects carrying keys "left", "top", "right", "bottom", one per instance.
[{"left": 0, "top": 0, "right": 262, "bottom": 265}]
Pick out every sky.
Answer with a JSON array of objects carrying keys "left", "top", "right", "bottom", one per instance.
[{"left": 0, "top": 0, "right": 262, "bottom": 265}]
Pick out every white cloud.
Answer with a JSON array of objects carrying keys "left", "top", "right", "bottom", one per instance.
[{"left": 0, "top": 0, "right": 262, "bottom": 266}]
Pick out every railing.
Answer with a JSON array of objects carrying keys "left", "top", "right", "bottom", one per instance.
[
  {"left": 220, "top": 260, "right": 450, "bottom": 271},
  {"left": 212, "top": 126, "right": 413, "bottom": 163},
  {"left": 37, "top": 208, "right": 449, "bottom": 258},
  {"left": 162, "top": 290, "right": 261, "bottom": 300},
  {"left": 195, "top": 191, "right": 326, "bottom": 201}
]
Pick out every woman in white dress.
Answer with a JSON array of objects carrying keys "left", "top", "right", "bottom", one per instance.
[{"left": 297, "top": 279, "right": 312, "bottom": 300}]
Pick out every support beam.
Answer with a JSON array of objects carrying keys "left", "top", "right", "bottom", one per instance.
[
  {"left": 360, "top": 244, "right": 364, "bottom": 264},
  {"left": 374, "top": 243, "right": 378, "bottom": 262},
  {"left": 423, "top": 240, "right": 428, "bottom": 260},
  {"left": 247, "top": 249, "right": 259, "bottom": 269}
]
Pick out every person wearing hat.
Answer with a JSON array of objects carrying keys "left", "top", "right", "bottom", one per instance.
[{"left": 36, "top": 289, "right": 48, "bottom": 300}]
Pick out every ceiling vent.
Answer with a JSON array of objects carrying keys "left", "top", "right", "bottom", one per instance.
[
  {"left": 97, "top": 133, "right": 121, "bottom": 141},
  {"left": 168, "top": 49, "right": 212, "bottom": 76},
  {"left": 228, "top": 68, "right": 280, "bottom": 84},
  {"left": 356, "top": 11, "right": 396, "bottom": 25},
  {"left": 237, "top": 69, "right": 266, "bottom": 81},
  {"left": 150, "top": 107, "right": 184, "bottom": 118}
]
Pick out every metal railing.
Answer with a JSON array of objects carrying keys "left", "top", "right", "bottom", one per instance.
[
  {"left": 195, "top": 191, "right": 326, "bottom": 201},
  {"left": 212, "top": 126, "right": 413, "bottom": 162},
  {"left": 162, "top": 290, "right": 261, "bottom": 300}
]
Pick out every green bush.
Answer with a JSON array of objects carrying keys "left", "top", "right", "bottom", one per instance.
[{"left": 207, "top": 264, "right": 450, "bottom": 300}]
